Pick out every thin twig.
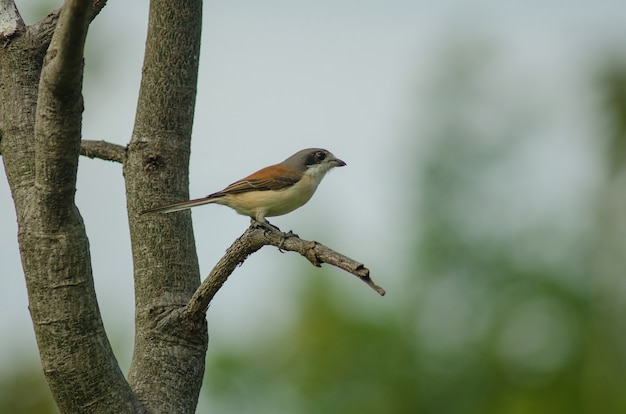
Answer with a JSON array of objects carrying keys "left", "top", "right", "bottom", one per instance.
[
  {"left": 259, "top": 228, "right": 386, "bottom": 296},
  {"left": 184, "top": 223, "right": 385, "bottom": 320},
  {"left": 3, "top": 138, "right": 125, "bottom": 168},
  {"left": 80, "top": 140, "right": 125, "bottom": 163}
]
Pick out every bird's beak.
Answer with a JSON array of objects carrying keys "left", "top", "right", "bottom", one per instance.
[{"left": 332, "top": 158, "right": 347, "bottom": 167}]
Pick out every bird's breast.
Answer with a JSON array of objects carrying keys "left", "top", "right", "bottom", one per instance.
[{"left": 218, "top": 174, "right": 319, "bottom": 218}]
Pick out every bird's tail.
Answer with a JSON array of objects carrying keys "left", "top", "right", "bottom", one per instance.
[{"left": 140, "top": 195, "right": 220, "bottom": 215}]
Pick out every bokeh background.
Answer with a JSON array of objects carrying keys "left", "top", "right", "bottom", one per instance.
[{"left": 2, "top": 1, "right": 626, "bottom": 413}]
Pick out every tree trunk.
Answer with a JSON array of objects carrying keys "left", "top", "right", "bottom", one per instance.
[
  {"left": 0, "top": 1, "right": 206, "bottom": 412},
  {"left": 124, "top": 0, "right": 207, "bottom": 412}
]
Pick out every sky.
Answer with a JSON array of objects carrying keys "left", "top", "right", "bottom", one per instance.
[{"left": 2, "top": 0, "right": 626, "bottom": 379}]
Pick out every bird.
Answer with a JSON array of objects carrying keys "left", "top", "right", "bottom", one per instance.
[{"left": 140, "top": 148, "right": 346, "bottom": 224}]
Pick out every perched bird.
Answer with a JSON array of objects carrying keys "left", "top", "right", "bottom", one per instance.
[{"left": 140, "top": 148, "right": 346, "bottom": 223}]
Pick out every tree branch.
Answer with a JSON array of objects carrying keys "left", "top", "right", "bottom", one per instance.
[
  {"left": 29, "top": 0, "right": 107, "bottom": 40},
  {"left": 184, "top": 224, "right": 386, "bottom": 319},
  {"left": 80, "top": 139, "right": 125, "bottom": 163},
  {"left": 29, "top": 1, "right": 143, "bottom": 412},
  {"left": 91, "top": 0, "right": 107, "bottom": 20},
  {"left": 28, "top": 8, "right": 59, "bottom": 43}
]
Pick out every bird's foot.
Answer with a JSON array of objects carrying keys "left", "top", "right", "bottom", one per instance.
[
  {"left": 277, "top": 230, "right": 299, "bottom": 252},
  {"left": 251, "top": 218, "right": 280, "bottom": 234}
]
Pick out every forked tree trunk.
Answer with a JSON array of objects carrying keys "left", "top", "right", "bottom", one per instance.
[{"left": 0, "top": 1, "right": 206, "bottom": 412}]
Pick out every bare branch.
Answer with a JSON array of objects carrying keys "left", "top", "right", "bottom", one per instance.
[
  {"left": 91, "top": 0, "right": 107, "bottom": 20},
  {"left": 29, "top": 0, "right": 106, "bottom": 43},
  {"left": 34, "top": 0, "right": 91, "bottom": 206},
  {"left": 80, "top": 139, "right": 125, "bottom": 163},
  {"left": 272, "top": 232, "right": 386, "bottom": 296},
  {"left": 185, "top": 224, "right": 385, "bottom": 319},
  {"left": 27, "top": 1, "right": 142, "bottom": 412},
  {"left": 39, "top": 2, "right": 91, "bottom": 95}
]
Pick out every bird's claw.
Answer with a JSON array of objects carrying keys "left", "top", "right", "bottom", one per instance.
[
  {"left": 251, "top": 218, "right": 280, "bottom": 235},
  {"left": 250, "top": 219, "right": 298, "bottom": 251},
  {"left": 277, "top": 230, "right": 298, "bottom": 252}
]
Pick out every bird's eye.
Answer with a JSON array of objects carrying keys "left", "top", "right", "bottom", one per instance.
[{"left": 315, "top": 151, "right": 326, "bottom": 161}]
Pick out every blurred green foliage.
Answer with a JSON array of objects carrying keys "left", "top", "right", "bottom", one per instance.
[
  {"left": 200, "top": 49, "right": 626, "bottom": 414},
  {"left": 205, "top": 278, "right": 420, "bottom": 413},
  {"left": 0, "top": 363, "right": 56, "bottom": 413}
]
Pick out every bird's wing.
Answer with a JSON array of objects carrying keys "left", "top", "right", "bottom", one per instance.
[{"left": 208, "top": 164, "right": 302, "bottom": 197}]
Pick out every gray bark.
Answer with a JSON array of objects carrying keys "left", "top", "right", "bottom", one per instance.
[
  {"left": 124, "top": 0, "right": 207, "bottom": 412},
  {"left": 1, "top": 1, "right": 204, "bottom": 412},
  {"left": 1, "top": 1, "right": 144, "bottom": 413}
]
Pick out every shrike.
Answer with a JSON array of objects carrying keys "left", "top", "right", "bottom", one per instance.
[{"left": 140, "top": 148, "right": 346, "bottom": 223}]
